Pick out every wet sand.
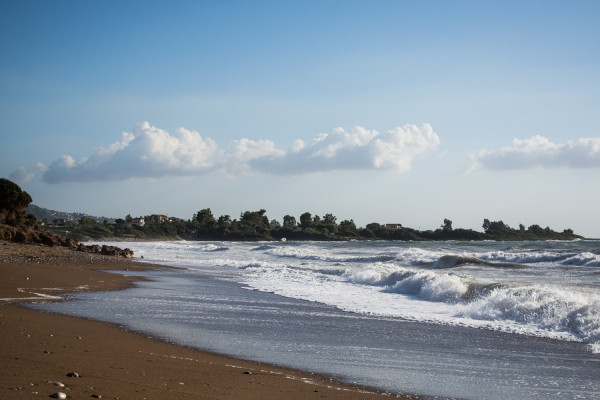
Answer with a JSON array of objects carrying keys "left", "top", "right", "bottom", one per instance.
[{"left": 0, "top": 241, "right": 402, "bottom": 400}]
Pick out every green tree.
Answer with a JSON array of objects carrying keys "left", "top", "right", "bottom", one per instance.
[
  {"left": 323, "top": 213, "right": 337, "bottom": 225},
  {"left": 217, "top": 214, "right": 232, "bottom": 226},
  {"left": 0, "top": 178, "right": 32, "bottom": 212},
  {"left": 484, "top": 220, "right": 511, "bottom": 234},
  {"left": 299, "top": 212, "right": 313, "bottom": 229},
  {"left": 527, "top": 224, "right": 544, "bottom": 234},
  {"left": 195, "top": 208, "right": 216, "bottom": 229},
  {"left": 283, "top": 215, "right": 297, "bottom": 228},
  {"left": 339, "top": 219, "right": 357, "bottom": 233},
  {"left": 482, "top": 219, "right": 491, "bottom": 233},
  {"left": 0, "top": 178, "right": 33, "bottom": 224},
  {"left": 240, "top": 209, "right": 269, "bottom": 229},
  {"left": 366, "top": 222, "right": 381, "bottom": 231},
  {"left": 79, "top": 216, "right": 96, "bottom": 225},
  {"left": 442, "top": 218, "right": 453, "bottom": 232}
]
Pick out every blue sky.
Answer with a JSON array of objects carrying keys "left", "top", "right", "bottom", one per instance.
[{"left": 1, "top": 0, "right": 599, "bottom": 237}]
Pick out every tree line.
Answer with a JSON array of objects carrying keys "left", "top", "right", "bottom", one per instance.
[{"left": 54, "top": 207, "right": 583, "bottom": 241}]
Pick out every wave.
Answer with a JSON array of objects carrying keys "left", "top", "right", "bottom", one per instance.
[
  {"left": 458, "top": 285, "right": 600, "bottom": 350},
  {"left": 193, "top": 243, "right": 229, "bottom": 252},
  {"left": 265, "top": 246, "right": 396, "bottom": 263},
  {"left": 250, "top": 245, "right": 276, "bottom": 252},
  {"left": 346, "top": 264, "right": 600, "bottom": 350},
  {"left": 479, "top": 250, "right": 600, "bottom": 267},
  {"left": 348, "top": 265, "right": 470, "bottom": 303},
  {"left": 429, "top": 255, "right": 526, "bottom": 269},
  {"left": 561, "top": 252, "right": 600, "bottom": 267}
]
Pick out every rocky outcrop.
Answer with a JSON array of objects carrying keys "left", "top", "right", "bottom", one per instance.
[
  {"left": 77, "top": 243, "right": 134, "bottom": 258},
  {"left": 0, "top": 223, "right": 134, "bottom": 258},
  {"left": 0, "top": 178, "right": 133, "bottom": 258}
]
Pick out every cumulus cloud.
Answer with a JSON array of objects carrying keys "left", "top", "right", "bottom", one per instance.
[
  {"left": 13, "top": 122, "right": 440, "bottom": 183},
  {"left": 42, "top": 122, "right": 218, "bottom": 183},
  {"left": 251, "top": 124, "right": 440, "bottom": 174},
  {"left": 9, "top": 162, "right": 47, "bottom": 183},
  {"left": 471, "top": 135, "right": 600, "bottom": 170},
  {"left": 222, "top": 138, "right": 285, "bottom": 175}
]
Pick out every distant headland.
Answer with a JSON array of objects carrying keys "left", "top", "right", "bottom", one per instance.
[{"left": 0, "top": 178, "right": 584, "bottom": 244}]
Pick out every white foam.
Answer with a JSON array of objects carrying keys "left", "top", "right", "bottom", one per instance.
[{"left": 96, "top": 239, "right": 600, "bottom": 352}]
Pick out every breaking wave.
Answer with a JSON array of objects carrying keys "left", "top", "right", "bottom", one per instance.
[
  {"left": 478, "top": 250, "right": 600, "bottom": 267},
  {"left": 429, "top": 255, "right": 526, "bottom": 269},
  {"left": 265, "top": 245, "right": 396, "bottom": 263},
  {"left": 346, "top": 263, "right": 600, "bottom": 350}
]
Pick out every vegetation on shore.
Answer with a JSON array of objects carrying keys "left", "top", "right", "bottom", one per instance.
[
  {"left": 1, "top": 177, "right": 582, "bottom": 242},
  {"left": 42, "top": 207, "right": 583, "bottom": 242}
]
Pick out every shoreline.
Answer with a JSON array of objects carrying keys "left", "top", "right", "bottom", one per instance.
[{"left": 0, "top": 241, "right": 410, "bottom": 399}]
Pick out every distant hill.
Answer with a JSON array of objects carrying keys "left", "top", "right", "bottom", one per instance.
[{"left": 27, "top": 204, "right": 116, "bottom": 224}]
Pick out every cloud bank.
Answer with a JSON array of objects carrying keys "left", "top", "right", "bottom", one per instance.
[
  {"left": 13, "top": 122, "right": 440, "bottom": 183},
  {"left": 472, "top": 135, "right": 600, "bottom": 170}
]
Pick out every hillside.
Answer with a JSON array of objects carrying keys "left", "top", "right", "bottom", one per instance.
[{"left": 27, "top": 204, "right": 116, "bottom": 224}]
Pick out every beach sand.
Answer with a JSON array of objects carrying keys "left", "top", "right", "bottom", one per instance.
[{"left": 0, "top": 241, "right": 402, "bottom": 400}]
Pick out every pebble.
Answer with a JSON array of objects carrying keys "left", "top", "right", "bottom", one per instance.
[
  {"left": 66, "top": 371, "right": 80, "bottom": 378},
  {"left": 50, "top": 392, "right": 67, "bottom": 399},
  {"left": 243, "top": 371, "right": 253, "bottom": 375},
  {"left": 52, "top": 381, "right": 65, "bottom": 388}
]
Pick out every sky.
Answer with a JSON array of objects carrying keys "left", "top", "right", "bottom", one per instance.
[{"left": 1, "top": 0, "right": 599, "bottom": 237}]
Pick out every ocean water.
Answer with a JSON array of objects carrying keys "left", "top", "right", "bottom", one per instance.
[{"left": 31, "top": 240, "right": 600, "bottom": 399}]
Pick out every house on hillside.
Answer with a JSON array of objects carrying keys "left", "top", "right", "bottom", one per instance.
[
  {"left": 383, "top": 223, "right": 402, "bottom": 230},
  {"left": 147, "top": 214, "right": 169, "bottom": 223},
  {"left": 130, "top": 217, "right": 145, "bottom": 227}
]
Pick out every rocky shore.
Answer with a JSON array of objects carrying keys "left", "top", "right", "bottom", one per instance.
[{"left": 0, "top": 223, "right": 134, "bottom": 258}]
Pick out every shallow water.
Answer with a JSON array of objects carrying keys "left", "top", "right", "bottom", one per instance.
[{"left": 30, "top": 240, "right": 600, "bottom": 399}]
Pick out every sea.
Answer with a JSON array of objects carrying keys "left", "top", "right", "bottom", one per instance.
[{"left": 31, "top": 239, "right": 600, "bottom": 399}]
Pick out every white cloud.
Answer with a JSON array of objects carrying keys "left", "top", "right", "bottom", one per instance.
[
  {"left": 42, "top": 122, "right": 218, "bottom": 183},
  {"left": 472, "top": 135, "right": 600, "bottom": 170},
  {"left": 251, "top": 124, "right": 440, "bottom": 175},
  {"left": 14, "top": 122, "right": 440, "bottom": 183},
  {"left": 222, "top": 138, "right": 285, "bottom": 175},
  {"left": 9, "top": 162, "right": 47, "bottom": 183}
]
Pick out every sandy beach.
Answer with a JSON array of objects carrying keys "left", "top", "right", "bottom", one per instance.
[{"left": 0, "top": 241, "right": 400, "bottom": 400}]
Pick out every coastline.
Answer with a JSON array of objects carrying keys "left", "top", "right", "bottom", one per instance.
[{"left": 0, "top": 241, "right": 404, "bottom": 400}]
